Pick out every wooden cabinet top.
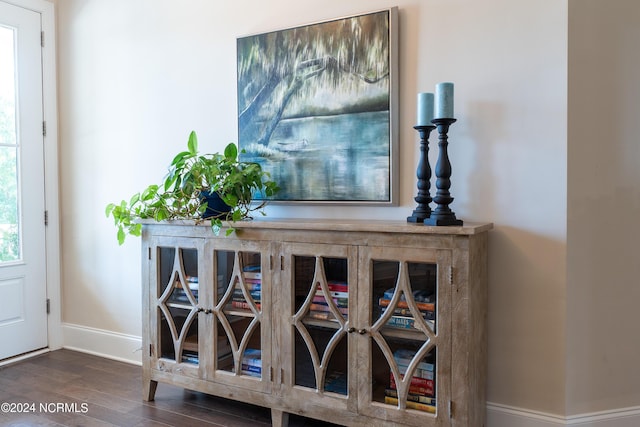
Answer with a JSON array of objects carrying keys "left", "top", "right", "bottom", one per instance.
[{"left": 141, "top": 218, "right": 493, "bottom": 236}]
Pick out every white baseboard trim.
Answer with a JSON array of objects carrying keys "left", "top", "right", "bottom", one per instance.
[
  {"left": 567, "top": 406, "right": 640, "bottom": 427},
  {"left": 487, "top": 402, "right": 640, "bottom": 427},
  {"left": 62, "top": 323, "right": 142, "bottom": 366}
]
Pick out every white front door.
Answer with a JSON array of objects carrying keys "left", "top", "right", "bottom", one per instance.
[{"left": 0, "top": 0, "right": 48, "bottom": 360}]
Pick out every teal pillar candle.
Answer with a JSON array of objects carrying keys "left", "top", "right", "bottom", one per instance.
[
  {"left": 416, "top": 92, "right": 434, "bottom": 126},
  {"left": 434, "top": 82, "right": 454, "bottom": 119}
]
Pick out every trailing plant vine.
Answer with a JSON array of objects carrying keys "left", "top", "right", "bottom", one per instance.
[{"left": 106, "top": 131, "right": 279, "bottom": 244}]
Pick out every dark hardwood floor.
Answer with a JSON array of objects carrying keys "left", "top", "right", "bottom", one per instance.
[{"left": 0, "top": 350, "right": 338, "bottom": 427}]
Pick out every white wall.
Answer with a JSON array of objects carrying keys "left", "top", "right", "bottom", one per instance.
[
  {"left": 567, "top": 0, "right": 640, "bottom": 416},
  {"left": 56, "top": 0, "right": 569, "bottom": 418}
]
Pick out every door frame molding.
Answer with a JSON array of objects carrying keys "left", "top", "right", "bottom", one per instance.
[{"left": 2, "top": 0, "right": 61, "bottom": 352}]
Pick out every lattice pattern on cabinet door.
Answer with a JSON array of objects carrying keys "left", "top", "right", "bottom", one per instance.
[
  {"left": 293, "top": 255, "right": 348, "bottom": 392},
  {"left": 157, "top": 247, "right": 199, "bottom": 363},
  {"left": 370, "top": 260, "right": 438, "bottom": 410},
  {"left": 215, "top": 250, "right": 262, "bottom": 375}
]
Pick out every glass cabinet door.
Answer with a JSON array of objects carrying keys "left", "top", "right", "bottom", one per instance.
[
  {"left": 150, "top": 237, "right": 204, "bottom": 375},
  {"left": 280, "top": 243, "right": 358, "bottom": 411},
  {"left": 358, "top": 246, "right": 452, "bottom": 425},
  {"left": 208, "top": 240, "right": 272, "bottom": 393}
]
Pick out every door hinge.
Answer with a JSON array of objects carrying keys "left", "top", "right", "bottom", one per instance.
[
  {"left": 41, "top": 31, "right": 45, "bottom": 47},
  {"left": 148, "top": 247, "right": 151, "bottom": 260},
  {"left": 46, "top": 298, "right": 50, "bottom": 314},
  {"left": 449, "top": 400, "right": 453, "bottom": 418},
  {"left": 44, "top": 210, "right": 48, "bottom": 226},
  {"left": 42, "top": 121, "right": 47, "bottom": 136},
  {"left": 149, "top": 344, "right": 153, "bottom": 357},
  {"left": 449, "top": 265, "right": 453, "bottom": 286}
]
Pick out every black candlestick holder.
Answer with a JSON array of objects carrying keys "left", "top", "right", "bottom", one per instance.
[
  {"left": 407, "top": 125, "right": 437, "bottom": 223},
  {"left": 424, "top": 118, "right": 463, "bottom": 226}
]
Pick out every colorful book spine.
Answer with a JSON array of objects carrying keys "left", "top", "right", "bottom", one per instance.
[
  {"left": 384, "top": 388, "right": 435, "bottom": 405},
  {"left": 383, "top": 397, "right": 436, "bottom": 413},
  {"left": 324, "top": 373, "right": 347, "bottom": 394},
  {"left": 312, "top": 295, "right": 348, "bottom": 306},
  {"left": 397, "top": 364, "right": 434, "bottom": 380},
  {"left": 241, "top": 348, "right": 261, "bottom": 377},
  {"left": 241, "top": 364, "right": 261, "bottom": 373},
  {"left": 390, "top": 374, "right": 434, "bottom": 396},
  {"left": 393, "top": 349, "right": 435, "bottom": 372},
  {"left": 386, "top": 315, "right": 419, "bottom": 330},
  {"left": 307, "top": 310, "right": 339, "bottom": 321},
  {"left": 391, "top": 373, "right": 434, "bottom": 388},
  {"left": 389, "top": 383, "right": 434, "bottom": 397},
  {"left": 309, "top": 303, "right": 348, "bottom": 315},
  {"left": 318, "top": 290, "right": 349, "bottom": 299},
  {"left": 233, "top": 289, "right": 261, "bottom": 301},
  {"left": 181, "top": 354, "right": 199, "bottom": 364},
  {"left": 385, "top": 316, "right": 435, "bottom": 332},
  {"left": 243, "top": 282, "right": 261, "bottom": 291},
  {"left": 394, "top": 358, "right": 434, "bottom": 373},
  {"left": 231, "top": 301, "right": 261, "bottom": 310},
  {"left": 378, "top": 298, "right": 435, "bottom": 312},
  {"left": 242, "top": 348, "right": 261, "bottom": 358},
  {"left": 319, "top": 282, "right": 349, "bottom": 293},
  {"left": 381, "top": 306, "right": 435, "bottom": 320}
]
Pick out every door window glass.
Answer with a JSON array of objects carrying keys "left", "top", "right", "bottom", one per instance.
[{"left": 0, "top": 26, "right": 20, "bottom": 263}]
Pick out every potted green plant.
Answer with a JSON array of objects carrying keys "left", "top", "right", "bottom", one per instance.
[{"left": 105, "top": 131, "right": 279, "bottom": 244}]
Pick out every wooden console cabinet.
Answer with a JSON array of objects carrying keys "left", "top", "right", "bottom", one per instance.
[{"left": 141, "top": 219, "right": 491, "bottom": 427}]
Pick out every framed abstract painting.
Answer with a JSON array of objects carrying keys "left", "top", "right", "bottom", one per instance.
[{"left": 237, "top": 8, "right": 398, "bottom": 204}]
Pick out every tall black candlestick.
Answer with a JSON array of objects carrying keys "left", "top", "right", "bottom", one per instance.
[
  {"left": 424, "top": 118, "right": 463, "bottom": 226},
  {"left": 407, "top": 125, "right": 436, "bottom": 223}
]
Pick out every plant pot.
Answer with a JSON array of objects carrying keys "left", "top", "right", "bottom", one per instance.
[{"left": 200, "top": 191, "right": 231, "bottom": 219}]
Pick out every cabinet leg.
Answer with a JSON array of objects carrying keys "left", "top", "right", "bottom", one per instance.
[
  {"left": 143, "top": 379, "right": 158, "bottom": 401},
  {"left": 271, "top": 408, "right": 289, "bottom": 427}
]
